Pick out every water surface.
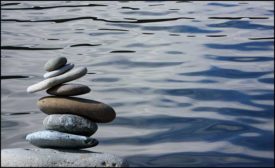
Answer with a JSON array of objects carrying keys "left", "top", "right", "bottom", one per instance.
[{"left": 1, "top": 1, "right": 274, "bottom": 167}]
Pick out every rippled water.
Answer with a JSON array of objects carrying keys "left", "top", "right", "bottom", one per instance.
[{"left": 1, "top": 1, "right": 274, "bottom": 167}]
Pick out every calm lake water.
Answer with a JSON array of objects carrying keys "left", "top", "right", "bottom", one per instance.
[{"left": 1, "top": 1, "right": 274, "bottom": 167}]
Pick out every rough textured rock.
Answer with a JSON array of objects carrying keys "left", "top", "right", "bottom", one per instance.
[
  {"left": 1, "top": 148, "right": 129, "bottom": 167},
  {"left": 46, "top": 83, "right": 91, "bottom": 96},
  {"left": 43, "top": 114, "right": 97, "bottom": 136},
  {"left": 38, "top": 96, "right": 116, "bottom": 123},
  {"left": 44, "top": 57, "right": 67, "bottom": 71},
  {"left": 43, "top": 63, "right": 74, "bottom": 78},
  {"left": 26, "top": 130, "right": 98, "bottom": 149},
  {"left": 27, "top": 67, "right": 87, "bottom": 93}
]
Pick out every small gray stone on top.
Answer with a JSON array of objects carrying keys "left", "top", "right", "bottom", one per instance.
[
  {"left": 26, "top": 130, "right": 98, "bottom": 149},
  {"left": 43, "top": 114, "right": 97, "bottom": 136},
  {"left": 47, "top": 83, "right": 91, "bottom": 96},
  {"left": 1, "top": 148, "right": 129, "bottom": 167},
  {"left": 44, "top": 57, "right": 67, "bottom": 71}
]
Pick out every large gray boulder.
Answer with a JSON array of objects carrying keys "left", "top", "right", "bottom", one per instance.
[{"left": 1, "top": 148, "right": 129, "bottom": 167}]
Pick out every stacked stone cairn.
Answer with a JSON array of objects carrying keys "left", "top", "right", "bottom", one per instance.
[
  {"left": 25, "top": 57, "right": 117, "bottom": 149},
  {"left": 1, "top": 57, "right": 128, "bottom": 167}
]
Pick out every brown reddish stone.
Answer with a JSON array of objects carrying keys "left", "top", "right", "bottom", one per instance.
[{"left": 38, "top": 96, "right": 116, "bottom": 123}]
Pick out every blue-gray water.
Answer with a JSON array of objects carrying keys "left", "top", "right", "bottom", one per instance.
[{"left": 1, "top": 1, "right": 274, "bottom": 167}]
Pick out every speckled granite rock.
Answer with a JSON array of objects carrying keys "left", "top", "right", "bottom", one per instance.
[
  {"left": 1, "top": 148, "right": 129, "bottom": 167},
  {"left": 43, "top": 114, "right": 97, "bottom": 136}
]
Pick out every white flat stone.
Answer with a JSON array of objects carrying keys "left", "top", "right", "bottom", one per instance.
[
  {"left": 27, "top": 67, "right": 87, "bottom": 93},
  {"left": 43, "top": 63, "right": 74, "bottom": 78},
  {"left": 1, "top": 148, "right": 129, "bottom": 167},
  {"left": 26, "top": 130, "right": 98, "bottom": 149}
]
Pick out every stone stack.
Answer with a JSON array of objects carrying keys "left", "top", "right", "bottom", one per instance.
[
  {"left": 0, "top": 57, "right": 128, "bottom": 167},
  {"left": 26, "top": 57, "right": 116, "bottom": 149}
]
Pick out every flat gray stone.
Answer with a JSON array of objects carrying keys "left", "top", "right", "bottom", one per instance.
[
  {"left": 27, "top": 67, "right": 87, "bottom": 93},
  {"left": 1, "top": 148, "right": 129, "bottom": 167},
  {"left": 26, "top": 130, "right": 98, "bottom": 149},
  {"left": 43, "top": 114, "right": 97, "bottom": 136},
  {"left": 43, "top": 63, "right": 74, "bottom": 79},
  {"left": 44, "top": 57, "right": 67, "bottom": 71},
  {"left": 46, "top": 83, "right": 91, "bottom": 96}
]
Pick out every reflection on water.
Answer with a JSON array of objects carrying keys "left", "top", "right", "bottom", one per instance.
[
  {"left": 1, "top": 1, "right": 274, "bottom": 167},
  {"left": 205, "top": 41, "right": 274, "bottom": 51},
  {"left": 126, "top": 152, "right": 274, "bottom": 167}
]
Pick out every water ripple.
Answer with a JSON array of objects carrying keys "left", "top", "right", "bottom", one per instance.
[
  {"left": 179, "top": 66, "right": 272, "bottom": 78},
  {"left": 120, "top": 10, "right": 176, "bottom": 16},
  {"left": 1, "top": 46, "right": 62, "bottom": 50},
  {"left": 126, "top": 152, "right": 274, "bottom": 167},
  {"left": 92, "top": 59, "right": 183, "bottom": 68},
  {"left": 110, "top": 50, "right": 136, "bottom": 53},
  {"left": 205, "top": 41, "right": 274, "bottom": 51},
  {"left": 258, "top": 77, "right": 274, "bottom": 84},
  {"left": 1, "top": 4, "right": 107, "bottom": 10},
  {"left": 121, "top": 6, "right": 140, "bottom": 10},
  {"left": 93, "top": 77, "right": 120, "bottom": 83},
  {"left": 70, "top": 43, "right": 101, "bottom": 47},
  {"left": 2, "top": 16, "right": 194, "bottom": 24},
  {"left": 205, "top": 55, "right": 273, "bottom": 62},
  {"left": 101, "top": 115, "right": 273, "bottom": 150},
  {"left": 98, "top": 28, "right": 129, "bottom": 32},
  {"left": 208, "top": 20, "right": 274, "bottom": 30},
  {"left": 148, "top": 4, "right": 165, "bottom": 7},
  {"left": 192, "top": 107, "right": 273, "bottom": 119},
  {"left": 1, "top": 75, "right": 31, "bottom": 80},
  {"left": 207, "top": 2, "right": 239, "bottom": 7},
  {"left": 142, "top": 25, "right": 222, "bottom": 33},
  {"left": 249, "top": 37, "right": 274, "bottom": 40},
  {"left": 206, "top": 35, "right": 227, "bottom": 37},
  {"left": 208, "top": 17, "right": 269, "bottom": 20},
  {"left": 1, "top": 2, "right": 20, "bottom": 6}
]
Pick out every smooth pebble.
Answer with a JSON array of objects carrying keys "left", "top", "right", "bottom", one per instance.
[
  {"left": 43, "top": 114, "right": 97, "bottom": 136},
  {"left": 27, "top": 67, "right": 87, "bottom": 93},
  {"left": 38, "top": 96, "right": 116, "bottom": 123},
  {"left": 43, "top": 63, "right": 74, "bottom": 78},
  {"left": 46, "top": 83, "right": 91, "bottom": 96},
  {"left": 26, "top": 130, "right": 98, "bottom": 149},
  {"left": 44, "top": 57, "right": 67, "bottom": 71}
]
